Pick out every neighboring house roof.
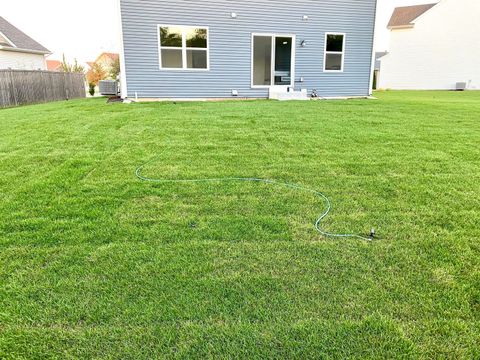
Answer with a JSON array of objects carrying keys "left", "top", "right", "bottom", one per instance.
[
  {"left": 388, "top": 3, "right": 437, "bottom": 28},
  {"left": 92, "top": 52, "right": 120, "bottom": 65},
  {"left": 0, "top": 16, "right": 50, "bottom": 54},
  {"left": 375, "top": 52, "right": 387, "bottom": 71},
  {"left": 47, "top": 60, "right": 63, "bottom": 71},
  {"left": 87, "top": 53, "right": 119, "bottom": 68},
  {"left": 99, "top": 52, "right": 119, "bottom": 62},
  {"left": 0, "top": 32, "right": 13, "bottom": 47},
  {"left": 86, "top": 52, "right": 119, "bottom": 83}
]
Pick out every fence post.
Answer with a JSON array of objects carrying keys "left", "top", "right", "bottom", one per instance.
[
  {"left": 8, "top": 71, "right": 18, "bottom": 106},
  {"left": 65, "top": 72, "right": 70, "bottom": 100},
  {"left": 42, "top": 71, "right": 48, "bottom": 102}
]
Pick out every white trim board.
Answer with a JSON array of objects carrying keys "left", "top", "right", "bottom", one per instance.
[
  {"left": 117, "top": 0, "right": 128, "bottom": 98},
  {"left": 368, "top": 0, "right": 379, "bottom": 95},
  {"left": 124, "top": 96, "right": 376, "bottom": 103}
]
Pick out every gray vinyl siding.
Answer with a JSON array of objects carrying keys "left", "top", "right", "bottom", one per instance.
[{"left": 120, "top": 0, "right": 377, "bottom": 99}]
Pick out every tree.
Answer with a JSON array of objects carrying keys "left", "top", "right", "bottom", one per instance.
[
  {"left": 61, "top": 54, "right": 85, "bottom": 73},
  {"left": 86, "top": 62, "right": 107, "bottom": 86},
  {"left": 109, "top": 57, "right": 120, "bottom": 79}
]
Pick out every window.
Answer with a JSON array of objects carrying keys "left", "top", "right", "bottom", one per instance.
[
  {"left": 159, "top": 26, "right": 209, "bottom": 70},
  {"left": 324, "top": 33, "right": 345, "bottom": 72}
]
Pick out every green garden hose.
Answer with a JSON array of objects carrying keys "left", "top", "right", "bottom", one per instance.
[{"left": 136, "top": 159, "right": 373, "bottom": 242}]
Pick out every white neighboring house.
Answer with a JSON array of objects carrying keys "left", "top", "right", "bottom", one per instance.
[
  {"left": 0, "top": 16, "right": 50, "bottom": 70},
  {"left": 378, "top": 0, "right": 480, "bottom": 90}
]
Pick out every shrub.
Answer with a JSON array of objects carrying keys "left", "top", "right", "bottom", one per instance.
[{"left": 88, "top": 83, "right": 96, "bottom": 96}]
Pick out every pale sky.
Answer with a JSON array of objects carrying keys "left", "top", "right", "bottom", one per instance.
[{"left": 1, "top": 0, "right": 438, "bottom": 63}]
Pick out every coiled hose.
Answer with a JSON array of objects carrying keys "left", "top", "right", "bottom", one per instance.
[{"left": 135, "top": 160, "right": 373, "bottom": 242}]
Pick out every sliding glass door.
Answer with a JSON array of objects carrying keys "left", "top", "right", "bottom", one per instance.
[
  {"left": 253, "top": 36, "right": 272, "bottom": 86},
  {"left": 252, "top": 34, "right": 294, "bottom": 88},
  {"left": 274, "top": 37, "right": 292, "bottom": 86}
]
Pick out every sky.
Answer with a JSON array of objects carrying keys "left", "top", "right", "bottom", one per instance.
[{"left": 1, "top": 0, "right": 438, "bottom": 63}]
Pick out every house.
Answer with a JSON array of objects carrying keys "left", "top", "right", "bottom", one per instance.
[
  {"left": 378, "top": 0, "right": 480, "bottom": 90},
  {"left": 0, "top": 16, "right": 50, "bottom": 70},
  {"left": 88, "top": 52, "right": 119, "bottom": 72},
  {"left": 46, "top": 60, "right": 63, "bottom": 72},
  {"left": 118, "top": 0, "right": 377, "bottom": 100},
  {"left": 373, "top": 52, "right": 387, "bottom": 90},
  {"left": 86, "top": 52, "right": 119, "bottom": 83}
]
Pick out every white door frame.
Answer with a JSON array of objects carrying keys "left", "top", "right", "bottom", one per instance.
[{"left": 251, "top": 33, "right": 296, "bottom": 89}]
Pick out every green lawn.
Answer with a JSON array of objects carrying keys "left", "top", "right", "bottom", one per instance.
[{"left": 1, "top": 92, "right": 479, "bottom": 359}]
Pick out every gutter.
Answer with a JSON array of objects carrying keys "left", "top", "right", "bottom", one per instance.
[
  {"left": 0, "top": 45, "right": 51, "bottom": 55},
  {"left": 387, "top": 24, "right": 415, "bottom": 30}
]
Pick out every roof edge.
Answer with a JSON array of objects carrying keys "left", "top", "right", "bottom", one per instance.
[
  {"left": 388, "top": 24, "right": 415, "bottom": 30},
  {"left": 0, "top": 30, "right": 16, "bottom": 47},
  {"left": 387, "top": 3, "right": 438, "bottom": 29},
  {"left": 0, "top": 16, "right": 51, "bottom": 54},
  {"left": 0, "top": 45, "right": 51, "bottom": 55}
]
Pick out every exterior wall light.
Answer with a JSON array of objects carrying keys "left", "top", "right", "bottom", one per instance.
[
  {"left": 301, "top": 40, "right": 307, "bottom": 48},
  {"left": 231, "top": 13, "right": 237, "bottom": 19}
]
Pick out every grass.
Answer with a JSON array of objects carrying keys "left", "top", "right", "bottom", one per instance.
[{"left": 1, "top": 91, "right": 479, "bottom": 359}]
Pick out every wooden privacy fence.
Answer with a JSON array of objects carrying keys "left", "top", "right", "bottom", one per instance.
[{"left": 0, "top": 70, "right": 86, "bottom": 108}]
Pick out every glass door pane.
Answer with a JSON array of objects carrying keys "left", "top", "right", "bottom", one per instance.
[
  {"left": 253, "top": 36, "right": 272, "bottom": 86},
  {"left": 274, "top": 37, "right": 292, "bottom": 86}
]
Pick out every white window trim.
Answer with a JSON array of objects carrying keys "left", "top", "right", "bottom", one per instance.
[
  {"left": 251, "top": 33, "right": 296, "bottom": 89},
  {"left": 323, "top": 32, "right": 346, "bottom": 73},
  {"left": 0, "top": 31, "right": 16, "bottom": 47},
  {"left": 157, "top": 24, "right": 210, "bottom": 71}
]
